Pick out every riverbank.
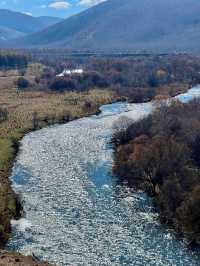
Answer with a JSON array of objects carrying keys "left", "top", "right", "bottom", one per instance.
[
  {"left": 0, "top": 82, "right": 191, "bottom": 264},
  {"left": 0, "top": 87, "right": 115, "bottom": 264},
  {"left": 8, "top": 86, "right": 200, "bottom": 266},
  {"left": 112, "top": 89, "right": 200, "bottom": 247},
  {"left": 0, "top": 249, "right": 53, "bottom": 266}
]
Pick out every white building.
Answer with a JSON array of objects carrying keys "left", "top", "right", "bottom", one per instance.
[{"left": 57, "top": 69, "right": 84, "bottom": 77}]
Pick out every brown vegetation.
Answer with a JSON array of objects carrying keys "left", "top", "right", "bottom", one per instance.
[
  {"left": 112, "top": 99, "right": 200, "bottom": 246},
  {"left": 8, "top": 53, "right": 199, "bottom": 102},
  {"left": 0, "top": 86, "right": 113, "bottom": 264}
]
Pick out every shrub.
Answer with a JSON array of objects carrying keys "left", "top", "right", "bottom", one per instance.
[
  {"left": 0, "top": 108, "right": 8, "bottom": 123},
  {"left": 0, "top": 51, "right": 28, "bottom": 70},
  {"left": 112, "top": 98, "right": 200, "bottom": 245},
  {"left": 49, "top": 77, "right": 76, "bottom": 92},
  {"left": 16, "top": 77, "right": 30, "bottom": 90}
]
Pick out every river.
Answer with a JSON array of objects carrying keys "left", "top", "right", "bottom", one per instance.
[{"left": 7, "top": 86, "right": 200, "bottom": 265}]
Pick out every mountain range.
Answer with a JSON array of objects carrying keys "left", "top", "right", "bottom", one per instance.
[
  {"left": 2, "top": 0, "right": 200, "bottom": 52},
  {"left": 0, "top": 9, "right": 62, "bottom": 41}
]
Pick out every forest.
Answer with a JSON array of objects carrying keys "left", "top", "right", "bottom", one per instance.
[
  {"left": 112, "top": 99, "right": 200, "bottom": 246},
  {"left": 14, "top": 53, "right": 200, "bottom": 102}
]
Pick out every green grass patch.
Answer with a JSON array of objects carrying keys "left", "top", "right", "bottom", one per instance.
[{"left": 0, "top": 139, "right": 14, "bottom": 172}]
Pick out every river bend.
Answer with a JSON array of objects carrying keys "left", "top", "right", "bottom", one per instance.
[{"left": 8, "top": 86, "right": 200, "bottom": 265}]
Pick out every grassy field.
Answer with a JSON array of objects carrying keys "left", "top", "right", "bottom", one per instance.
[
  {"left": 0, "top": 88, "right": 114, "bottom": 137},
  {"left": 0, "top": 72, "right": 114, "bottom": 246}
]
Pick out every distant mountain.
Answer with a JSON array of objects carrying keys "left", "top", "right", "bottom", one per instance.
[
  {"left": 4, "top": 0, "right": 200, "bottom": 52},
  {"left": 33, "top": 16, "right": 63, "bottom": 31},
  {"left": 0, "top": 9, "right": 62, "bottom": 41},
  {"left": 0, "top": 26, "right": 25, "bottom": 41}
]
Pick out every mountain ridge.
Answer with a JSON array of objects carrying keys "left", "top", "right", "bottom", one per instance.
[
  {"left": 0, "top": 9, "right": 62, "bottom": 41},
  {"left": 3, "top": 0, "right": 200, "bottom": 52}
]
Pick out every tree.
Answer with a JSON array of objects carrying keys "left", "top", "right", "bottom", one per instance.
[{"left": 148, "top": 74, "right": 159, "bottom": 87}]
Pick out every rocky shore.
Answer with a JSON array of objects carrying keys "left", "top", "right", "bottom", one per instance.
[{"left": 0, "top": 250, "right": 53, "bottom": 266}]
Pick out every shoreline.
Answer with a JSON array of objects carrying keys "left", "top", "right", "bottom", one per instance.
[
  {"left": 0, "top": 84, "right": 190, "bottom": 265},
  {"left": 0, "top": 92, "right": 116, "bottom": 265},
  {"left": 112, "top": 84, "right": 200, "bottom": 249}
]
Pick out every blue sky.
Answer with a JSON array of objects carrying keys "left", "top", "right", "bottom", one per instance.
[{"left": 0, "top": 0, "right": 107, "bottom": 18}]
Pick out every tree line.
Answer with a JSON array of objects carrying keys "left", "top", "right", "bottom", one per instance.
[
  {"left": 19, "top": 54, "right": 200, "bottom": 101},
  {"left": 0, "top": 51, "right": 29, "bottom": 69}
]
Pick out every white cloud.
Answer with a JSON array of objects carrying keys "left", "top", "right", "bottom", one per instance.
[
  {"left": 48, "top": 1, "right": 71, "bottom": 9},
  {"left": 22, "top": 11, "right": 33, "bottom": 16},
  {"left": 78, "top": 0, "right": 107, "bottom": 6}
]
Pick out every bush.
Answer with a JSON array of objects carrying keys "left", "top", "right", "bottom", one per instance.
[
  {"left": 112, "top": 98, "right": 200, "bottom": 245},
  {"left": 49, "top": 77, "right": 76, "bottom": 92},
  {"left": 148, "top": 74, "right": 160, "bottom": 87},
  {"left": 16, "top": 77, "right": 30, "bottom": 90},
  {"left": 0, "top": 51, "right": 28, "bottom": 70}
]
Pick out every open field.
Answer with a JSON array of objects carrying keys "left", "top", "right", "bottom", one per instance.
[{"left": 0, "top": 88, "right": 114, "bottom": 137}]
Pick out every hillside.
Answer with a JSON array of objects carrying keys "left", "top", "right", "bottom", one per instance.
[
  {"left": 0, "top": 9, "right": 62, "bottom": 41},
  {"left": 5, "top": 0, "right": 200, "bottom": 52},
  {"left": 0, "top": 26, "right": 25, "bottom": 41}
]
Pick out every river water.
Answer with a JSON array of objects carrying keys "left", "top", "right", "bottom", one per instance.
[{"left": 7, "top": 86, "right": 200, "bottom": 265}]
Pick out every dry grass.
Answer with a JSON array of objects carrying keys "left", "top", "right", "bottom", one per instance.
[
  {"left": 0, "top": 72, "right": 114, "bottom": 246},
  {"left": 0, "top": 88, "right": 114, "bottom": 138}
]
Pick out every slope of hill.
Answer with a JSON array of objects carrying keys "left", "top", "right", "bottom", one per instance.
[
  {"left": 7, "top": 0, "right": 200, "bottom": 52},
  {"left": 0, "top": 26, "right": 25, "bottom": 41},
  {"left": 0, "top": 9, "right": 62, "bottom": 41},
  {"left": 36, "top": 16, "right": 63, "bottom": 29}
]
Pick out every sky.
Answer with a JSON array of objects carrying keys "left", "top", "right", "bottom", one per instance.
[{"left": 0, "top": 0, "right": 107, "bottom": 18}]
